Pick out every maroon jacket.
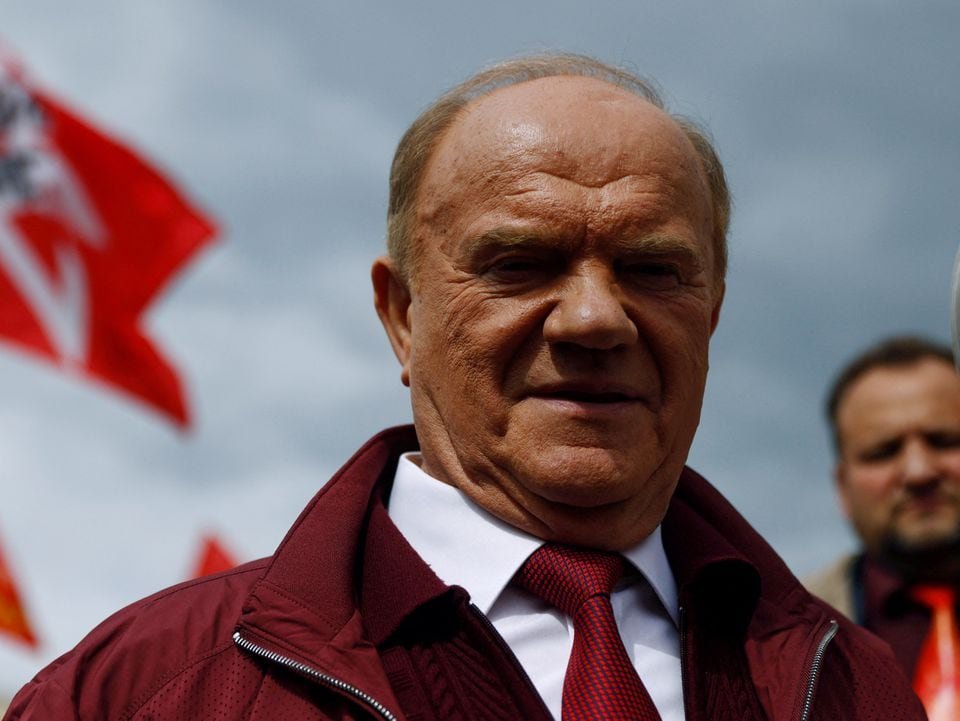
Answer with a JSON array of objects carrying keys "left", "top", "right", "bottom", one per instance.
[{"left": 6, "top": 426, "right": 925, "bottom": 721}]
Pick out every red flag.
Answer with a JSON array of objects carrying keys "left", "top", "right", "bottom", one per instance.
[
  {"left": 191, "top": 533, "right": 238, "bottom": 579},
  {"left": 0, "top": 47, "right": 216, "bottom": 427},
  {"left": 0, "top": 532, "right": 38, "bottom": 649}
]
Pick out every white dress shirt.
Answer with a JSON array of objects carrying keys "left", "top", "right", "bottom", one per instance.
[{"left": 387, "top": 453, "right": 686, "bottom": 721}]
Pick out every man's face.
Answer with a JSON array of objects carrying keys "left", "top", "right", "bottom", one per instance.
[
  {"left": 374, "top": 76, "right": 723, "bottom": 549},
  {"left": 836, "top": 359, "right": 960, "bottom": 565}
]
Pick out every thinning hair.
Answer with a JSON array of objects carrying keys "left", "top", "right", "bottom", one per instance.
[
  {"left": 386, "top": 52, "right": 730, "bottom": 283},
  {"left": 826, "top": 335, "right": 955, "bottom": 453}
]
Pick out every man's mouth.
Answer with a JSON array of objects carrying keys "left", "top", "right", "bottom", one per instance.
[
  {"left": 896, "top": 490, "right": 959, "bottom": 517},
  {"left": 529, "top": 382, "right": 643, "bottom": 406},
  {"left": 541, "top": 390, "right": 634, "bottom": 404}
]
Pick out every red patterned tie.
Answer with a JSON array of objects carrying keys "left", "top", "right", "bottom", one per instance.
[
  {"left": 911, "top": 586, "right": 960, "bottom": 721},
  {"left": 514, "top": 544, "right": 662, "bottom": 721}
]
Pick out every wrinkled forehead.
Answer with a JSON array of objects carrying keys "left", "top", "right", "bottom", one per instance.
[
  {"left": 402, "top": 74, "right": 720, "bottom": 294},
  {"left": 839, "top": 360, "right": 960, "bottom": 436},
  {"left": 436, "top": 75, "right": 702, "bottom": 185}
]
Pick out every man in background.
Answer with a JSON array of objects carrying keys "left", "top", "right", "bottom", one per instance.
[
  {"left": 807, "top": 335, "right": 960, "bottom": 717},
  {"left": 8, "top": 54, "right": 923, "bottom": 721}
]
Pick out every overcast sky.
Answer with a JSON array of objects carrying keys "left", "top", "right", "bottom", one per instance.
[{"left": 1, "top": 0, "right": 958, "bottom": 696}]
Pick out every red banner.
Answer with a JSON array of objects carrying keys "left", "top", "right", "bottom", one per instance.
[
  {"left": 0, "top": 532, "right": 38, "bottom": 649},
  {"left": 191, "top": 533, "right": 238, "bottom": 579},
  {"left": 0, "top": 49, "right": 216, "bottom": 427}
]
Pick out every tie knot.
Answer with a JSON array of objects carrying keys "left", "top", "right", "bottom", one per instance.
[
  {"left": 514, "top": 544, "right": 625, "bottom": 617},
  {"left": 912, "top": 585, "right": 957, "bottom": 611}
]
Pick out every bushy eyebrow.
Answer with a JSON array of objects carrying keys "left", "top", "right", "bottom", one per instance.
[
  {"left": 616, "top": 234, "right": 707, "bottom": 274},
  {"left": 464, "top": 227, "right": 707, "bottom": 273},
  {"left": 464, "top": 228, "right": 553, "bottom": 254}
]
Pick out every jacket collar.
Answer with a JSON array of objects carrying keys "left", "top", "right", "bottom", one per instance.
[
  {"left": 236, "top": 425, "right": 421, "bottom": 717},
  {"left": 667, "top": 466, "right": 834, "bottom": 721},
  {"left": 238, "top": 426, "right": 830, "bottom": 721}
]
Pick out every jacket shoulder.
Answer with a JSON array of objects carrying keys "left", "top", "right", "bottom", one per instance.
[
  {"left": 803, "top": 554, "right": 858, "bottom": 620},
  {"left": 813, "top": 600, "right": 926, "bottom": 720},
  {"left": 6, "top": 559, "right": 270, "bottom": 721}
]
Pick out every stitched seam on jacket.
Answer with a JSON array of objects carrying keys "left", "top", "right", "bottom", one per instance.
[{"left": 255, "top": 578, "right": 345, "bottom": 636}]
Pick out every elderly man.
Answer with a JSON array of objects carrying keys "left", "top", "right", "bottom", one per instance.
[
  {"left": 807, "top": 335, "right": 960, "bottom": 718},
  {"left": 7, "top": 54, "right": 922, "bottom": 721}
]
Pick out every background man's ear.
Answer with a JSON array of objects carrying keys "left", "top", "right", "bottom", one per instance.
[
  {"left": 372, "top": 256, "right": 413, "bottom": 387},
  {"left": 834, "top": 461, "right": 853, "bottom": 521}
]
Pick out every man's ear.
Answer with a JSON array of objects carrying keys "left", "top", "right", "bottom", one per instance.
[
  {"left": 372, "top": 255, "right": 413, "bottom": 387},
  {"left": 834, "top": 460, "right": 853, "bottom": 521}
]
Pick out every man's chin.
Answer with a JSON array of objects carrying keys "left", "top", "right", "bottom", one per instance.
[
  {"left": 879, "top": 528, "right": 960, "bottom": 583},
  {"left": 534, "top": 502, "right": 663, "bottom": 551}
]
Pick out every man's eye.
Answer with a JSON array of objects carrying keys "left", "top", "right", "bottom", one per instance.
[
  {"left": 484, "top": 256, "right": 548, "bottom": 280},
  {"left": 860, "top": 441, "right": 902, "bottom": 463},
  {"left": 493, "top": 258, "right": 538, "bottom": 272},
  {"left": 927, "top": 433, "right": 960, "bottom": 450},
  {"left": 621, "top": 262, "right": 681, "bottom": 288}
]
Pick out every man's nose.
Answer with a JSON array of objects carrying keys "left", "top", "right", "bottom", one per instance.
[
  {"left": 542, "top": 268, "right": 638, "bottom": 350},
  {"left": 899, "top": 437, "right": 941, "bottom": 487}
]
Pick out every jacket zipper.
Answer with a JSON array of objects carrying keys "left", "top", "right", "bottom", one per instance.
[
  {"left": 232, "top": 630, "right": 398, "bottom": 721},
  {"left": 796, "top": 619, "right": 839, "bottom": 721}
]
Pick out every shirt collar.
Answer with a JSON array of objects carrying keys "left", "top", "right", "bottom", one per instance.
[{"left": 387, "top": 453, "right": 680, "bottom": 626}]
